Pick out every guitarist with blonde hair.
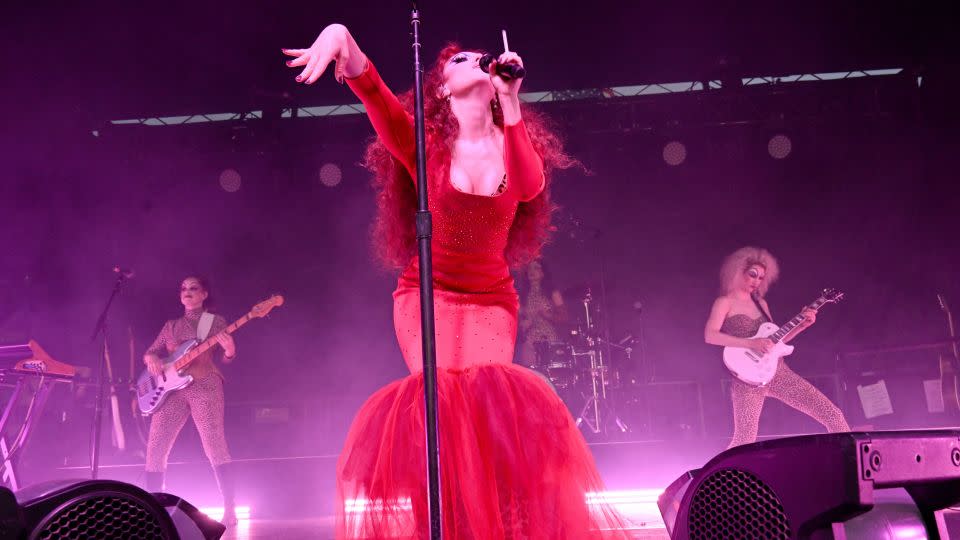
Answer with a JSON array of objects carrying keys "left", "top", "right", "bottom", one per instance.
[
  {"left": 142, "top": 275, "right": 237, "bottom": 524},
  {"left": 704, "top": 247, "right": 849, "bottom": 448}
]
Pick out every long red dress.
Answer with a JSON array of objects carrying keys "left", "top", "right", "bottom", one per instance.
[{"left": 336, "top": 60, "right": 628, "bottom": 539}]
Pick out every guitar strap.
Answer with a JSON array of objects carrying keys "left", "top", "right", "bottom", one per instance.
[
  {"left": 751, "top": 294, "right": 774, "bottom": 323},
  {"left": 197, "top": 312, "right": 215, "bottom": 341}
]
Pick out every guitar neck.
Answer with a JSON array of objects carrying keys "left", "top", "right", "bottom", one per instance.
[
  {"left": 172, "top": 313, "right": 253, "bottom": 371},
  {"left": 947, "top": 310, "right": 960, "bottom": 360},
  {"left": 768, "top": 297, "right": 830, "bottom": 344}
]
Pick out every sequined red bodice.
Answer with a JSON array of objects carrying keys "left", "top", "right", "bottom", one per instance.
[{"left": 400, "top": 182, "right": 519, "bottom": 294}]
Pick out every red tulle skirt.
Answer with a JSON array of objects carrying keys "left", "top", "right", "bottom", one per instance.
[{"left": 335, "top": 363, "right": 630, "bottom": 539}]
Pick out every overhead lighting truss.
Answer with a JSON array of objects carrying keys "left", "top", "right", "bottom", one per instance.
[{"left": 107, "top": 68, "right": 904, "bottom": 129}]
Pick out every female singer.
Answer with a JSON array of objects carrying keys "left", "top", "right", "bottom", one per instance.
[{"left": 284, "top": 23, "right": 627, "bottom": 538}]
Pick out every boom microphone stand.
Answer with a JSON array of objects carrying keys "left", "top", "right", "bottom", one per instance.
[{"left": 89, "top": 269, "right": 130, "bottom": 479}]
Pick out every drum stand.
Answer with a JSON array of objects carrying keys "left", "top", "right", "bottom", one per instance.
[{"left": 573, "top": 291, "right": 628, "bottom": 435}]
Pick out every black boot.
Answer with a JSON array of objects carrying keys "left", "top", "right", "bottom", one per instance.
[
  {"left": 212, "top": 463, "right": 237, "bottom": 525},
  {"left": 145, "top": 470, "right": 165, "bottom": 493}
]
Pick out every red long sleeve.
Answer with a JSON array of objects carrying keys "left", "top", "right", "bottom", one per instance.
[
  {"left": 504, "top": 120, "right": 545, "bottom": 202},
  {"left": 345, "top": 60, "right": 416, "bottom": 177}
]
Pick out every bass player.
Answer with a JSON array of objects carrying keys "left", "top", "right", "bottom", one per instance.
[{"left": 142, "top": 275, "right": 237, "bottom": 525}]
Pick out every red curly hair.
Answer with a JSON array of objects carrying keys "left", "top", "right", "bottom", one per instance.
[{"left": 364, "top": 44, "right": 575, "bottom": 269}]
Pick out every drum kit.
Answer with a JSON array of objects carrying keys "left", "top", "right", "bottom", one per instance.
[{"left": 527, "top": 288, "right": 633, "bottom": 437}]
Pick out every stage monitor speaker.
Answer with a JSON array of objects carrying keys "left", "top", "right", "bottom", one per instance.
[
  {"left": 153, "top": 492, "right": 226, "bottom": 540},
  {"left": 0, "top": 485, "right": 24, "bottom": 539},
  {"left": 7, "top": 479, "right": 224, "bottom": 540},
  {"left": 658, "top": 430, "right": 960, "bottom": 540}
]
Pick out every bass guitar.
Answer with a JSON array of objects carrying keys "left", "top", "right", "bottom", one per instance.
[
  {"left": 723, "top": 288, "right": 844, "bottom": 386},
  {"left": 135, "top": 295, "right": 283, "bottom": 415}
]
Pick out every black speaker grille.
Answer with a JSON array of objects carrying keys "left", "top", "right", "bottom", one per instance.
[
  {"left": 36, "top": 495, "right": 166, "bottom": 540},
  {"left": 688, "top": 468, "right": 790, "bottom": 540}
]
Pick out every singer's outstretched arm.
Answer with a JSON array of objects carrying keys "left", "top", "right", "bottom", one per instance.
[
  {"left": 283, "top": 28, "right": 543, "bottom": 199},
  {"left": 283, "top": 25, "right": 416, "bottom": 176}
]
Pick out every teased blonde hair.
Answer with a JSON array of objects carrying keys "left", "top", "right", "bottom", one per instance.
[{"left": 719, "top": 246, "right": 780, "bottom": 297}]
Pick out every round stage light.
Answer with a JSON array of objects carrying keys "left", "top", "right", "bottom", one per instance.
[
  {"left": 663, "top": 141, "right": 687, "bottom": 166},
  {"left": 767, "top": 134, "right": 792, "bottom": 160},
  {"left": 218, "top": 168, "right": 242, "bottom": 192},
  {"left": 319, "top": 163, "right": 342, "bottom": 187}
]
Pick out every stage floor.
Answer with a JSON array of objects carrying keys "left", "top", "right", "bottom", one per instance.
[
  {"left": 50, "top": 437, "right": 730, "bottom": 539},
  {"left": 219, "top": 517, "right": 670, "bottom": 540}
]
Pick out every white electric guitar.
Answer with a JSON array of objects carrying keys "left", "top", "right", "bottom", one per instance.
[
  {"left": 723, "top": 288, "right": 844, "bottom": 386},
  {"left": 135, "top": 295, "right": 283, "bottom": 415}
]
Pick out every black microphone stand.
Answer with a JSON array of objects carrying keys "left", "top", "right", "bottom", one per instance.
[
  {"left": 89, "top": 272, "right": 129, "bottom": 479},
  {"left": 410, "top": 4, "right": 443, "bottom": 538}
]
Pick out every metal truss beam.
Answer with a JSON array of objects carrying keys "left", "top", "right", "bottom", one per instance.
[{"left": 106, "top": 68, "right": 905, "bottom": 129}]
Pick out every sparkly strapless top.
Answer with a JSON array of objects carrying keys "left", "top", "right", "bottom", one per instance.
[{"left": 720, "top": 314, "right": 765, "bottom": 338}]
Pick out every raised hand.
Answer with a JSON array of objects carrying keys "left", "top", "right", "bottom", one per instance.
[
  {"left": 487, "top": 52, "right": 525, "bottom": 97},
  {"left": 283, "top": 24, "right": 365, "bottom": 84}
]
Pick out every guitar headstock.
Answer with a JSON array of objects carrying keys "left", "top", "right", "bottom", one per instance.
[
  {"left": 250, "top": 295, "right": 284, "bottom": 318},
  {"left": 820, "top": 288, "right": 845, "bottom": 304}
]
